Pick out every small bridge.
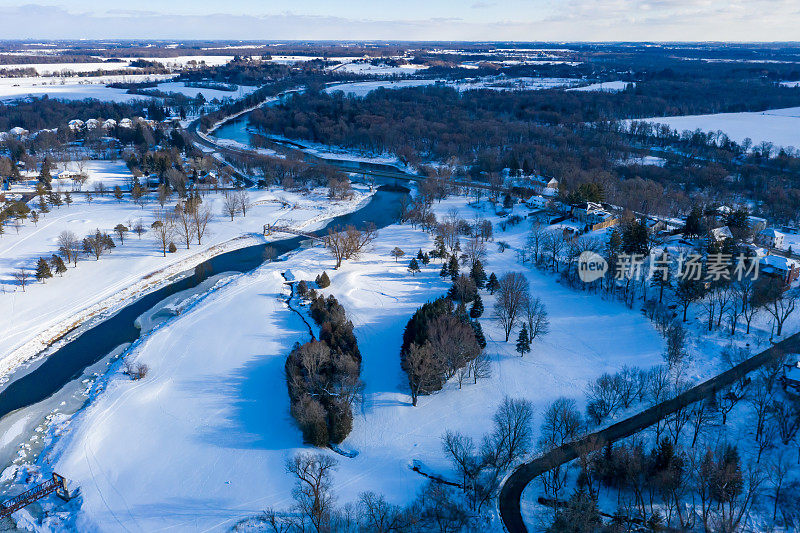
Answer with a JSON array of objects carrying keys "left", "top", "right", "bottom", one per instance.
[
  {"left": 0, "top": 473, "right": 71, "bottom": 518},
  {"left": 263, "top": 224, "right": 322, "bottom": 241}
]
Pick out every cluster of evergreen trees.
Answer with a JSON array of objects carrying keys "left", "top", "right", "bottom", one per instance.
[{"left": 285, "top": 293, "right": 362, "bottom": 446}]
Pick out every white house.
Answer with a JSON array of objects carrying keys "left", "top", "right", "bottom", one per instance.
[
  {"left": 525, "top": 195, "right": 549, "bottom": 210},
  {"left": 756, "top": 228, "right": 785, "bottom": 249},
  {"left": 709, "top": 226, "right": 733, "bottom": 243}
]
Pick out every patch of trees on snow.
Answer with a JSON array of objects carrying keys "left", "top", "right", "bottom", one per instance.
[{"left": 286, "top": 293, "right": 363, "bottom": 446}]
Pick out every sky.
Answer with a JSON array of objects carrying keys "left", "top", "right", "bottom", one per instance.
[{"left": 0, "top": 0, "right": 799, "bottom": 41}]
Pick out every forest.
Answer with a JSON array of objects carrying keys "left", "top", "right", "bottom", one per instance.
[{"left": 248, "top": 83, "right": 800, "bottom": 221}]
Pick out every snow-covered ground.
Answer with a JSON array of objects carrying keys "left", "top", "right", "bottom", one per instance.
[
  {"left": 0, "top": 160, "right": 372, "bottom": 379},
  {"left": 0, "top": 56, "right": 235, "bottom": 76},
  {"left": 568, "top": 80, "right": 632, "bottom": 92},
  {"left": 325, "top": 77, "right": 580, "bottom": 97},
  {"left": 638, "top": 106, "right": 800, "bottom": 151},
  {"left": 325, "top": 79, "right": 440, "bottom": 97},
  {"left": 331, "top": 62, "right": 429, "bottom": 76},
  {"left": 0, "top": 74, "right": 173, "bottom": 103},
  {"left": 0, "top": 75, "right": 262, "bottom": 104},
  {"left": 35, "top": 196, "right": 666, "bottom": 531},
  {"left": 153, "top": 81, "right": 258, "bottom": 101}
]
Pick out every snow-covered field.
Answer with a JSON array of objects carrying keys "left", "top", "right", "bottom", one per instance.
[
  {"left": 325, "top": 77, "right": 580, "bottom": 97},
  {"left": 153, "top": 81, "right": 258, "bottom": 101},
  {"left": 639, "top": 106, "right": 800, "bottom": 151},
  {"left": 331, "top": 62, "right": 429, "bottom": 76},
  {"left": 325, "top": 79, "right": 440, "bottom": 97},
  {"left": 35, "top": 196, "right": 665, "bottom": 531},
  {"left": 0, "top": 75, "right": 172, "bottom": 103},
  {"left": 0, "top": 56, "right": 235, "bottom": 76},
  {"left": 0, "top": 160, "right": 372, "bottom": 379},
  {"left": 568, "top": 80, "right": 632, "bottom": 92}
]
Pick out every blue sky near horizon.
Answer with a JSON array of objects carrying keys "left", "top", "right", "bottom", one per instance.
[{"left": 0, "top": 1, "right": 797, "bottom": 41}]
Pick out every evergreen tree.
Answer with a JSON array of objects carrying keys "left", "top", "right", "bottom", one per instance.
[
  {"left": 470, "top": 293, "right": 484, "bottom": 318},
  {"left": 30, "top": 210, "right": 39, "bottom": 226},
  {"left": 316, "top": 271, "right": 331, "bottom": 288},
  {"left": 605, "top": 229, "right": 622, "bottom": 272},
  {"left": 455, "top": 300, "right": 469, "bottom": 321},
  {"left": 50, "top": 254, "right": 67, "bottom": 276},
  {"left": 516, "top": 323, "right": 531, "bottom": 356},
  {"left": 433, "top": 235, "right": 446, "bottom": 260},
  {"left": 35, "top": 257, "right": 52, "bottom": 281},
  {"left": 650, "top": 251, "right": 672, "bottom": 303},
  {"left": 38, "top": 195, "right": 49, "bottom": 214},
  {"left": 416, "top": 249, "right": 424, "bottom": 260},
  {"left": 38, "top": 158, "right": 52, "bottom": 187},
  {"left": 683, "top": 205, "right": 703, "bottom": 238},
  {"left": 64, "top": 191, "right": 73, "bottom": 207},
  {"left": 471, "top": 320, "right": 487, "bottom": 349},
  {"left": 487, "top": 272, "right": 500, "bottom": 294},
  {"left": 408, "top": 258, "right": 420, "bottom": 275},
  {"left": 470, "top": 259, "right": 487, "bottom": 288},
  {"left": 421, "top": 252, "right": 430, "bottom": 265},
  {"left": 439, "top": 262, "right": 449, "bottom": 278},
  {"left": 49, "top": 192, "right": 62, "bottom": 207},
  {"left": 448, "top": 255, "right": 460, "bottom": 281},
  {"left": 622, "top": 218, "right": 649, "bottom": 256}
]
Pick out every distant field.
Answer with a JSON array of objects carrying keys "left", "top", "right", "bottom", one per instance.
[{"left": 639, "top": 106, "right": 800, "bottom": 150}]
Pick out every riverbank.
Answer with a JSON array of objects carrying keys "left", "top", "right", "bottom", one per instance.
[{"left": 0, "top": 183, "right": 373, "bottom": 384}]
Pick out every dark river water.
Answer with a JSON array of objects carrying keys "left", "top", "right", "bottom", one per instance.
[{"left": 0, "top": 119, "right": 410, "bottom": 420}]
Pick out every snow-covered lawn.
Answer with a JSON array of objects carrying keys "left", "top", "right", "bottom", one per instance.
[
  {"left": 40, "top": 197, "right": 665, "bottom": 531},
  {"left": 0, "top": 160, "right": 372, "bottom": 378},
  {"left": 637, "top": 106, "right": 800, "bottom": 151}
]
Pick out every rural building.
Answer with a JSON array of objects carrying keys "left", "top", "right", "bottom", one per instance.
[
  {"left": 760, "top": 255, "right": 800, "bottom": 285},
  {"left": 756, "top": 228, "right": 785, "bottom": 249}
]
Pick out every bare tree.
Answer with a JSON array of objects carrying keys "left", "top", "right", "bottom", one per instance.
[
  {"left": 13, "top": 268, "right": 28, "bottom": 292},
  {"left": 236, "top": 189, "right": 252, "bottom": 217},
  {"left": 286, "top": 452, "right": 338, "bottom": 533},
  {"left": 523, "top": 296, "right": 550, "bottom": 340},
  {"left": 223, "top": 193, "right": 239, "bottom": 221},
  {"left": 405, "top": 342, "right": 441, "bottom": 407},
  {"left": 357, "top": 491, "right": 414, "bottom": 533},
  {"left": 525, "top": 222, "right": 547, "bottom": 265},
  {"left": 769, "top": 399, "right": 800, "bottom": 446},
  {"left": 152, "top": 209, "right": 175, "bottom": 257},
  {"left": 538, "top": 397, "right": 583, "bottom": 450},
  {"left": 767, "top": 451, "right": 792, "bottom": 522},
  {"left": 174, "top": 203, "right": 196, "bottom": 250},
  {"left": 464, "top": 235, "right": 486, "bottom": 267},
  {"left": 481, "top": 396, "right": 533, "bottom": 471},
  {"left": 190, "top": 203, "right": 213, "bottom": 245},
  {"left": 427, "top": 314, "right": 481, "bottom": 384},
  {"left": 323, "top": 224, "right": 378, "bottom": 269},
  {"left": 442, "top": 430, "right": 478, "bottom": 489},
  {"left": 57, "top": 230, "right": 80, "bottom": 267},
  {"left": 493, "top": 272, "right": 530, "bottom": 341},
  {"left": 132, "top": 219, "right": 146, "bottom": 239}
]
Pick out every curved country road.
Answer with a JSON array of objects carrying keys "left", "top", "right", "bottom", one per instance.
[{"left": 499, "top": 332, "right": 800, "bottom": 533}]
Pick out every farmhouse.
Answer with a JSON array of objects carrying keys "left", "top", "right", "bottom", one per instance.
[
  {"left": 756, "top": 228, "right": 785, "bottom": 249},
  {"left": 760, "top": 255, "right": 800, "bottom": 284}
]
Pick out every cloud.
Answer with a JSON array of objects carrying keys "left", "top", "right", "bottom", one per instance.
[{"left": 0, "top": 3, "right": 798, "bottom": 40}]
